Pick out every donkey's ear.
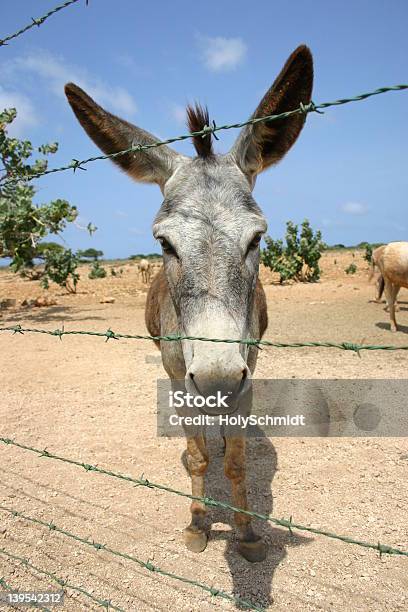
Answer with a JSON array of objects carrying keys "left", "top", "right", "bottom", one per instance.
[
  {"left": 231, "top": 45, "right": 313, "bottom": 181},
  {"left": 65, "top": 83, "right": 181, "bottom": 188}
]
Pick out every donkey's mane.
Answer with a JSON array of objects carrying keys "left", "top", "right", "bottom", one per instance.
[{"left": 186, "top": 103, "right": 214, "bottom": 158}]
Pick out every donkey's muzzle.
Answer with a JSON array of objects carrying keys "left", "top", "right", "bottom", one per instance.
[{"left": 185, "top": 361, "right": 251, "bottom": 415}]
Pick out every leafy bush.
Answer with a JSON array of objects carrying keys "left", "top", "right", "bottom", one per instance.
[
  {"left": 0, "top": 107, "right": 95, "bottom": 292},
  {"left": 261, "top": 219, "right": 324, "bottom": 283},
  {"left": 41, "top": 249, "right": 80, "bottom": 293},
  {"left": 345, "top": 263, "right": 357, "bottom": 275},
  {"left": 0, "top": 109, "right": 77, "bottom": 270},
  {"left": 88, "top": 260, "right": 107, "bottom": 279}
]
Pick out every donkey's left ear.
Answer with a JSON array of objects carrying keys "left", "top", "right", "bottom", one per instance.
[{"left": 231, "top": 45, "right": 313, "bottom": 181}]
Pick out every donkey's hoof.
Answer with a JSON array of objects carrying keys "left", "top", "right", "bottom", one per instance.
[
  {"left": 183, "top": 527, "right": 208, "bottom": 553},
  {"left": 238, "top": 537, "right": 267, "bottom": 562}
]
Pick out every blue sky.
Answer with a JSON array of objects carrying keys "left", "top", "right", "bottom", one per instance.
[{"left": 1, "top": 0, "right": 407, "bottom": 257}]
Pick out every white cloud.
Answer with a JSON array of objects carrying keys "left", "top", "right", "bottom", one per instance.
[
  {"left": 199, "top": 36, "right": 247, "bottom": 72},
  {"left": 4, "top": 50, "right": 137, "bottom": 117},
  {"left": 0, "top": 87, "right": 38, "bottom": 136},
  {"left": 340, "top": 201, "right": 369, "bottom": 216}
]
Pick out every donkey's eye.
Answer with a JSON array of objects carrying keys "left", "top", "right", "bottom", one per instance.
[
  {"left": 158, "top": 237, "right": 177, "bottom": 257},
  {"left": 247, "top": 234, "right": 262, "bottom": 253}
]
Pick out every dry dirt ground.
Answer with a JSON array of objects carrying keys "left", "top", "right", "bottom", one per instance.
[{"left": 0, "top": 251, "right": 407, "bottom": 612}]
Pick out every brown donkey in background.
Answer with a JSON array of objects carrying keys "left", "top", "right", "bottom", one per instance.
[{"left": 65, "top": 45, "right": 313, "bottom": 562}]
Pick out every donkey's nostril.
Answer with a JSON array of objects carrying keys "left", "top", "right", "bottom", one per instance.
[
  {"left": 188, "top": 371, "right": 200, "bottom": 394},
  {"left": 242, "top": 368, "right": 247, "bottom": 380}
]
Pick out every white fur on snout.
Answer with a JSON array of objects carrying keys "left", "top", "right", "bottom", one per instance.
[{"left": 183, "top": 308, "right": 251, "bottom": 401}]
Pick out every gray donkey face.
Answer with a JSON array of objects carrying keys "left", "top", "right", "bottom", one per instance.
[
  {"left": 65, "top": 45, "right": 313, "bottom": 401},
  {"left": 152, "top": 153, "right": 267, "bottom": 399}
]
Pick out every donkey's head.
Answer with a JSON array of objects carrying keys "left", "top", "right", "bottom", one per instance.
[{"left": 65, "top": 45, "right": 313, "bottom": 406}]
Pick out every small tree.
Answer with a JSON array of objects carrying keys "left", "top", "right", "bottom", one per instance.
[
  {"left": 0, "top": 107, "right": 100, "bottom": 294},
  {"left": 36, "top": 241, "right": 65, "bottom": 257},
  {"left": 41, "top": 249, "right": 80, "bottom": 293},
  {"left": 88, "top": 260, "right": 107, "bottom": 279},
  {"left": 78, "top": 248, "right": 103, "bottom": 262},
  {"left": 261, "top": 219, "right": 324, "bottom": 283},
  {"left": 0, "top": 107, "right": 91, "bottom": 293}
]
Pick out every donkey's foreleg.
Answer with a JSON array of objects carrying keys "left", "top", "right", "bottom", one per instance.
[
  {"left": 224, "top": 436, "right": 267, "bottom": 562},
  {"left": 184, "top": 434, "right": 209, "bottom": 552}
]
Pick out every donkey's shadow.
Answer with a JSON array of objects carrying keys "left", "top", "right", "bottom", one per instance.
[{"left": 181, "top": 429, "right": 311, "bottom": 609}]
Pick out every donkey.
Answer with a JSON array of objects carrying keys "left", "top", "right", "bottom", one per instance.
[
  {"left": 373, "top": 242, "right": 408, "bottom": 331},
  {"left": 369, "top": 245, "right": 401, "bottom": 312},
  {"left": 138, "top": 258, "right": 151, "bottom": 284},
  {"left": 65, "top": 45, "right": 313, "bottom": 562}
]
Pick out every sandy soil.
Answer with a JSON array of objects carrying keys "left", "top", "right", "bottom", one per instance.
[{"left": 0, "top": 251, "right": 407, "bottom": 612}]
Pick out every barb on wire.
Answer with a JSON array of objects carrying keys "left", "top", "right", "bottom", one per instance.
[
  {"left": 0, "top": 0, "right": 83, "bottom": 47},
  {"left": 0, "top": 548, "right": 123, "bottom": 611},
  {"left": 1, "top": 324, "right": 408, "bottom": 353},
  {"left": 0, "top": 505, "right": 262, "bottom": 611},
  {"left": 1, "top": 437, "right": 406, "bottom": 558},
  {"left": 1, "top": 84, "right": 407, "bottom": 187}
]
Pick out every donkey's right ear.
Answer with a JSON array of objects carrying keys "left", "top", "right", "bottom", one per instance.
[{"left": 65, "top": 83, "right": 182, "bottom": 189}]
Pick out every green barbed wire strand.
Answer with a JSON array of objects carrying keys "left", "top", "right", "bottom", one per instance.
[
  {"left": 0, "top": 505, "right": 262, "bottom": 612},
  {"left": 1, "top": 324, "right": 408, "bottom": 354},
  {"left": 0, "top": 576, "right": 51, "bottom": 612},
  {"left": 0, "top": 0, "right": 84, "bottom": 47},
  {"left": 1, "top": 437, "right": 406, "bottom": 558},
  {"left": 1, "top": 84, "right": 407, "bottom": 187},
  {"left": 0, "top": 548, "right": 123, "bottom": 612}
]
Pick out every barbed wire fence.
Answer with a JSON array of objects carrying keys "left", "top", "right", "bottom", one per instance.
[
  {"left": 0, "top": 0, "right": 85, "bottom": 47},
  {"left": 1, "top": 324, "right": 408, "bottom": 354},
  {"left": 0, "top": 505, "right": 261, "bottom": 612},
  {"left": 0, "top": 85, "right": 407, "bottom": 188},
  {"left": 0, "top": 548, "right": 123, "bottom": 612},
  {"left": 1, "top": 437, "right": 406, "bottom": 558},
  {"left": 1, "top": 3, "right": 408, "bottom": 610}
]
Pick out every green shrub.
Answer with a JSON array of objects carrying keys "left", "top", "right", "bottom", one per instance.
[
  {"left": 88, "top": 260, "right": 107, "bottom": 279},
  {"left": 345, "top": 263, "right": 357, "bottom": 275},
  {"left": 0, "top": 106, "right": 96, "bottom": 292},
  {"left": 261, "top": 219, "right": 324, "bottom": 283},
  {"left": 41, "top": 249, "right": 80, "bottom": 293}
]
